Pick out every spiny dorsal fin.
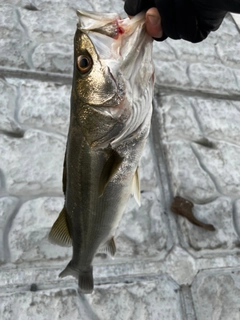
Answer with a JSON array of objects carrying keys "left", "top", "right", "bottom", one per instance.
[
  {"left": 98, "top": 237, "right": 116, "bottom": 257},
  {"left": 98, "top": 151, "right": 123, "bottom": 197},
  {"left": 48, "top": 207, "right": 72, "bottom": 247},
  {"left": 132, "top": 168, "right": 141, "bottom": 206}
]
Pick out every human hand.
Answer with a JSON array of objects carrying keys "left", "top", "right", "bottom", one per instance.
[
  {"left": 129, "top": 7, "right": 163, "bottom": 39},
  {"left": 125, "top": 0, "right": 228, "bottom": 43},
  {"left": 145, "top": 7, "right": 163, "bottom": 38}
]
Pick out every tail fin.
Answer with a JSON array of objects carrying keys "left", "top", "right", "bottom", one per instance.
[
  {"left": 59, "top": 262, "right": 94, "bottom": 294},
  {"left": 78, "top": 266, "right": 94, "bottom": 294}
]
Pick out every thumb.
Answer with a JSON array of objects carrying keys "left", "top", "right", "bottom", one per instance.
[{"left": 146, "top": 8, "right": 163, "bottom": 38}]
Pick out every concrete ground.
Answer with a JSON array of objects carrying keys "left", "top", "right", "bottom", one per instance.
[{"left": 1, "top": 1, "right": 240, "bottom": 319}]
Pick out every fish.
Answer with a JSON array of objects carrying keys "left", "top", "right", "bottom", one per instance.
[{"left": 49, "top": 10, "right": 154, "bottom": 293}]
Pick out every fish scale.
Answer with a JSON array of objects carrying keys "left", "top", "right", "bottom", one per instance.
[{"left": 48, "top": 10, "right": 154, "bottom": 293}]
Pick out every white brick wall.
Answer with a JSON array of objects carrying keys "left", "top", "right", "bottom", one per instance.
[{"left": 1, "top": 1, "right": 240, "bottom": 319}]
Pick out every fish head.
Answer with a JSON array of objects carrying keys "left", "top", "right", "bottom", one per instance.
[
  {"left": 73, "top": 11, "right": 154, "bottom": 110},
  {"left": 71, "top": 11, "right": 154, "bottom": 148},
  {"left": 72, "top": 12, "right": 125, "bottom": 108}
]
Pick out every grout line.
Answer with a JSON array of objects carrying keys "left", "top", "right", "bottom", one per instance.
[
  {"left": 2, "top": 198, "right": 22, "bottom": 263},
  {"left": 2, "top": 66, "right": 240, "bottom": 102},
  {"left": 180, "top": 285, "right": 197, "bottom": 320},
  {"left": 154, "top": 84, "right": 240, "bottom": 101},
  {"left": 0, "top": 67, "right": 72, "bottom": 85},
  {"left": 150, "top": 98, "right": 178, "bottom": 248}
]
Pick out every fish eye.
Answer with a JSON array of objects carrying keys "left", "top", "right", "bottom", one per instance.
[{"left": 77, "top": 55, "right": 92, "bottom": 74}]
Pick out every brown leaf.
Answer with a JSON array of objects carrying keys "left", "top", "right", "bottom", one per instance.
[{"left": 171, "top": 196, "right": 215, "bottom": 231}]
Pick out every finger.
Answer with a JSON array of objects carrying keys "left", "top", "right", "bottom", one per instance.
[{"left": 146, "top": 8, "right": 163, "bottom": 38}]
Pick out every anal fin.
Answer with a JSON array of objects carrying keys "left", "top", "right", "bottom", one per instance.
[
  {"left": 48, "top": 207, "right": 72, "bottom": 247},
  {"left": 98, "top": 237, "right": 116, "bottom": 257},
  {"left": 59, "top": 261, "right": 78, "bottom": 279}
]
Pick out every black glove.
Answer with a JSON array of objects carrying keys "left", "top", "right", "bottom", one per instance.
[{"left": 124, "top": 0, "right": 240, "bottom": 42}]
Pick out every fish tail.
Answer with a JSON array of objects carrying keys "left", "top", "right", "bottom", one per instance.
[
  {"left": 59, "top": 262, "right": 94, "bottom": 294},
  {"left": 78, "top": 266, "right": 94, "bottom": 294}
]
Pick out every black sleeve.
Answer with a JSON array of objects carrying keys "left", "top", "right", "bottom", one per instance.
[{"left": 124, "top": 0, "right": 240, "bottom": 43}]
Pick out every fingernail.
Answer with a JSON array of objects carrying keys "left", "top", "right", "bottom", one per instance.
[{"left": 147, "top": 15, "right": 159, "bottom": 26}]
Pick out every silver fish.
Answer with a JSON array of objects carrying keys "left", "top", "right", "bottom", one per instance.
[{"left": 49, "top": 10, "right": 154, "bottom": 293}]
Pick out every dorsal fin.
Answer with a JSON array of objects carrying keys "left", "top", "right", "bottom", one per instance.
[
  {"left": 48, "top": 207, "right": 72, "bottom": 247},
  {"left": 98, "top": 151, "right": 123, "bottom": 197},
  {"left": 132, "top": 168, "right": 141, "bottom": 206}
]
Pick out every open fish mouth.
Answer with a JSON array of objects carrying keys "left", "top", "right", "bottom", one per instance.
[{"left": 77, "top": 10, "right": 123, "bottom": 39}]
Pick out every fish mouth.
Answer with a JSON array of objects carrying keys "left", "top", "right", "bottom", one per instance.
[
  {"left": 77, "top": 10, "right": 123, "bottom": 39},
  {"left": 88, "top": 21, "right": 124, "bottom": 39}
]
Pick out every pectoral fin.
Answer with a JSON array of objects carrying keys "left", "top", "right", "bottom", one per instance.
[
  {"left": 98, "top": 237, "right": 116, "bottom": 257},
  {"left": 132, "top": 168, "right": 141, "bottom": 206},
  {"left": 48, "top": 207, "right": 72, "bottom": 247},
  {"left": 98, "top": 151, "right": 123, "bottom": 197}
]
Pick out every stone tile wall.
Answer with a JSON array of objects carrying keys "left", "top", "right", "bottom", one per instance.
[{"left": 1, "top": 1, "right": 240, "bottom": 319}]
